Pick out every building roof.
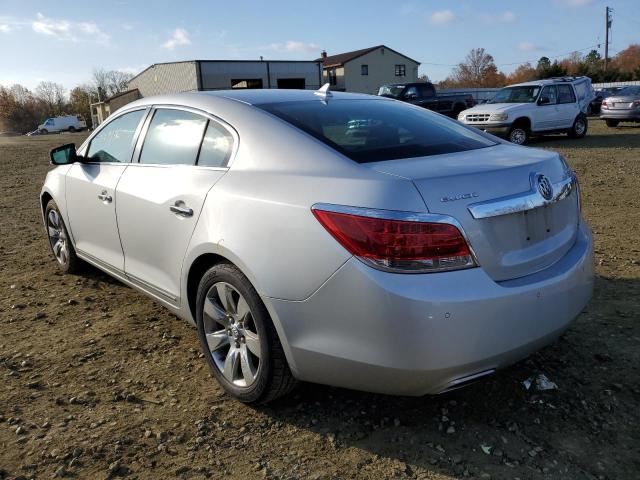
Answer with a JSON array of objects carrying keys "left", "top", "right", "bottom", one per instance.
[{"left": 317, "top": 45, "right": 420, "bottom": 68}]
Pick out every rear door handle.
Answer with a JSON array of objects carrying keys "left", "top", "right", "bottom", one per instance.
[
  {"left": 98, "top": 191, "right": 112, "bottom": 203},
  {"left": 170, "top": 203, "right": 193, "bottom": 217}
]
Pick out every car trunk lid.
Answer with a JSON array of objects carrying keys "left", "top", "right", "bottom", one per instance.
[{"left": 366, "top": 144, "right": 580, "bottom": 281}]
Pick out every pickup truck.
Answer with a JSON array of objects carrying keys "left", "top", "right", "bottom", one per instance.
[{"left": 377, "top": 82, "right": 474, "bottom": 118}]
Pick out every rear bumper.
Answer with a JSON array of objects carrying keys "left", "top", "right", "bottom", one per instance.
[
  {"left": 267, "top": 222, "right": 594, "bottom": 396},
  {"left": 600, "top": 110, "right": 640, "bottom": 121}
]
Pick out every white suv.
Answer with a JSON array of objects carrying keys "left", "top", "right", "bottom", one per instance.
[{"left": 458, "top": 77, "right": 594, "bottom": 145}]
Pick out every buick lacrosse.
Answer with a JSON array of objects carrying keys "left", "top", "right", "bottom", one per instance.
[{"left": 41, "top": 87, "right": 593, "bottom": 403}]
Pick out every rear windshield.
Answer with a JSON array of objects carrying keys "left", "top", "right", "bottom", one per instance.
[
  {"left": 258, "top": 99, "right": 498, "bottom": 163},
  {"left": 616, "top": 86, "right": 640, "bottom": 96}
]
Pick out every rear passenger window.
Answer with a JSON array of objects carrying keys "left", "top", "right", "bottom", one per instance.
[
  {"left": 87, "top": 109, "right": 146, "bottom": 163},
  {"left": 198, "top": 121, "right": 234, "bottom": 167},
  {"left": 139, "top": 109, "right": 207, "bottom": 165},
  {"left": 557, "top": 85, "right": 576, "bottom": 104}
]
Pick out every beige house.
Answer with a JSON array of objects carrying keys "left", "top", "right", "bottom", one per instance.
[{"left": 319, "top": 45, "right": 420, "bottom": 94}]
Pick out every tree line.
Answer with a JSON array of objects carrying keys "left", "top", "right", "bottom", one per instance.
[
  {"left": 0, "top": 69, "right": 133, "bottom": 134},
  {"left": 438, "top": 44, "right": 640, "bottom": 89}
]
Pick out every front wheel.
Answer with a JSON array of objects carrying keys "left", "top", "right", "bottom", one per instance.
[
  {"left": 568, "top": 114, "right": 588, "bottom": 138},
  {"left": 605, "top": 119, "right": 619, "bottom": 128},
  {"left": 68, "top": 126, "right": 76, "bottom": 133},
  {"left": 507, "top": 124, "right": 528, "bottom": 145},
  {"left": 195, "top": 263, "right": 296, "bottom": 404},
  {"left": 39, "top": 129, "right": 48, "bottom": 135},
  {"left": 45, "top": 200, "right": 82, "bottom": 274}
]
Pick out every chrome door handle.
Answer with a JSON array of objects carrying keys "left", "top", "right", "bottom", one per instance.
[
  {"left": 98, "top": 191, "right": 112, "bottom": 203},
  {"left": 170, "top": 204, "right": 193, "bottom": 217}
]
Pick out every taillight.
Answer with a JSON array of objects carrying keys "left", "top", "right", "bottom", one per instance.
[
  {"left": 633, "top": 100, "right": 640, "bottom": 107},
  {"left": 601, "top": 99, "right": 608, "bottom": 107},
  {"left": 312, "top": 205, "right": 477, "bottom": 273}
]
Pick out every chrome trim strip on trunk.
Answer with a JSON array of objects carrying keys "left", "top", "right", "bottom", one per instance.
[{"left": 467, "top": 171, "right": 577, "bottom": 219}]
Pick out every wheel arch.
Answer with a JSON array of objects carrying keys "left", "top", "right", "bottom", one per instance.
[
  {"left": 511, "top": 116, "right": 531, "bottom": 130},
  {"left": 183, "top": 248, "right": 298, "bottom": 374}
]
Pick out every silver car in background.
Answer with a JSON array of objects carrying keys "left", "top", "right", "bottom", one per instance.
[
  {"left": 600, "top": 85, "right": 640, "bottom": 127},
  {"left": 41, "top": 88, "right": 594, "bottom": 403}
]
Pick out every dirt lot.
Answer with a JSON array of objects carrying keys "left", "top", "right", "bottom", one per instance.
[{"left": 1, "top": 121, "right": 639, "bottom": 480}]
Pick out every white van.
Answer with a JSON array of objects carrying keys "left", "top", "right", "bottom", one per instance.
[
  {"left": 458, "top": 76, "right": 595, "bottom": 145},
  {"left": 38, "top": 115, "right": 87, "bottom": 134}
]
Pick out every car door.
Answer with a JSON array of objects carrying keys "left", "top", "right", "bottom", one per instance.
[
  {"left": 556, "top": 84, "right": 580, "bottom": 128},
  {"left": 530, "top": 85, "right": 559, "bottom": 131},
  {"left": 65, "top": 108, "right": 148, "bottom": 271},
  {"left": 115, "top": 107, "right": 234, "bottom": 304}
]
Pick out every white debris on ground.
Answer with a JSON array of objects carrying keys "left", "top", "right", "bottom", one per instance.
[{"left": 522, "top": 374, "right": 558, "bottom": 391}]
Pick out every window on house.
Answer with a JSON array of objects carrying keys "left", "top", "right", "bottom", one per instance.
[
  {"left": 395, "top": 65, "right": 406, "bottom": 77},
  {"left": 361, "top": 65, "right": 368, "bottom": 76}
]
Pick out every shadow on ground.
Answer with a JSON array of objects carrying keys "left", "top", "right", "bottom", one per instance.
[{"left": 258, "top": 275, "right": 640, "bottom": 479}]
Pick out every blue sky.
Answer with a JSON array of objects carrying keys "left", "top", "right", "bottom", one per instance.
[{"left": 1, "top": 0, "right": 638, "bottom": 91}]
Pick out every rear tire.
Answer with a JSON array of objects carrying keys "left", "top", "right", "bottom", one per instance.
[
  {"left": 68, "top": 126, "right": 76, "bottom": 133},
  {"left": 568, "top": 114, "right": 588, "bottom": 138},
  {"left": 605, "top": 119, "right": 619, "bottom": 128},
  {"left": 45, "top": 200, "right": 83, "bottom": 274},
  {"left": 195, "top": 263, "right": 296, "bottom": 404},
  {"left": 507, "top": 123, "right": 529, "bottom": 145}
]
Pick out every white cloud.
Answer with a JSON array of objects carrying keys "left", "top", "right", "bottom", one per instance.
[
  {"left": 518, "top": 42, "right": 547, "bottom": 52},
  {"left": 0, "top": 24, "right": 12, "bottom": 33},
  {"left": 31, "top": 13, "right": 110, "bottom": 44},
  {"left": 480, "top": 11, "right": 516, "bottom": 23},
  {"left": 560, "top": 0, "right": 593, "bottom": 6},
  {"left": 32, "top": 13, "right": 70, "bottom": 36},
  {"left": 267, "top": 40, "right": 319, "bottom": 54},
  {"left": 430, "top": 10, "right": 455, "bottom": 25},
  {"left": 163, "top": 28, "right": 191, "bottom": 50}
]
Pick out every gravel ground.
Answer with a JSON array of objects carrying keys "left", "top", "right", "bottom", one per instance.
[{"left": 1, "top": 120, "right": 639, "bottom": 480}]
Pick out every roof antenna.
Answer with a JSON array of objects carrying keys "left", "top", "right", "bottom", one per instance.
[{"left": 314, "top": 83, "right": 333, "bottom": 103}]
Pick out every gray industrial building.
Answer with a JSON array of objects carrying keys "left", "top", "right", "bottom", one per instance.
[{"left": 128, "top": 59, "right": 323, "bottom": 97}]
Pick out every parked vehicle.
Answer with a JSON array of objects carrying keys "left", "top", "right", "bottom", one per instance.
[
  {"left": 38, "top": 115, "right": 87, "bottom": 134},
  {"left": 378, "top": 82, "right": 474, "bottom": 118},
  {"left": 599, "top": 85, "right": 640, "bottom": 126},
  {"left": 42, "top": 88, "right": 593, "bottom": 403},
  {"left": 458, "top": 77, "right": 595, "bottom": 145}
]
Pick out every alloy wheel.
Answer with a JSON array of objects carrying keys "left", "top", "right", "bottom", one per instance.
[
  {"left": 509, "top": 128, "right": 526, "bottom": 145},
  {"left": 202, "top": 282, "right": 261, "bottom": 387},
  {"left": 47, "top": 209, "right": 68, "bottom": 265},
  {"left": 575, "top": 119, "right": 586, "bottom": 136}
]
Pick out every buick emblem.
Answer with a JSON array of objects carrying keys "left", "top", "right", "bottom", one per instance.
[{"left": 536, "top": 174, "right": 553, "bottom": 200}]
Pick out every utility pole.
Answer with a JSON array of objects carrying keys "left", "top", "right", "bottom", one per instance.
[{"left": 604, "top": 6, "right": 611, "bottom": 71}]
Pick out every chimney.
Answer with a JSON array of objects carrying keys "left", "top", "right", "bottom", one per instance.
[{"left": 321, "top": 50, "right": 327, "bottom": 59}]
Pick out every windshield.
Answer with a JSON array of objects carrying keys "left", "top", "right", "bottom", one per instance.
[
  {"left": 258, "top": 99, "right": 498, "bottom": 163},
  {"left": 377, "top": 85, "right": 404, "bottom": 98},
  {"left": 616, "top": 86, "right": 640, "bottom": 96},
  {"left": 490, "top": 86, "right": 541, "bottom": 104}
]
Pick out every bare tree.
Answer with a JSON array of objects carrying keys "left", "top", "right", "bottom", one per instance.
[
  {"left": 35, "top": 81, "right": 66, "bottom": 115},
  {"left": 440, "top": 48, "right": 506, "bottom": 88},
  {"left": 92, "top": 68, "right": 134, "bottom": 99},
  {"left": 106, "top": 70, "right": 134, "bottom": 95}
]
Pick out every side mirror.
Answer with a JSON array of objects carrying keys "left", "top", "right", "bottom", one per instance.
[
  {"left": 538, "top": 97, "right": 551, "bottom": 106},
  {"left": 50, "top": 143, "right": 82, "bottom": 165}
]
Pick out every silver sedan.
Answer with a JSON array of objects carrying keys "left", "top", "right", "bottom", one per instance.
[
  {"left": 41, "top": 87, "right": 594, "bottom": 403},
  {"left": 600, "top": 85, "right": 640, "bottom": 127}
]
